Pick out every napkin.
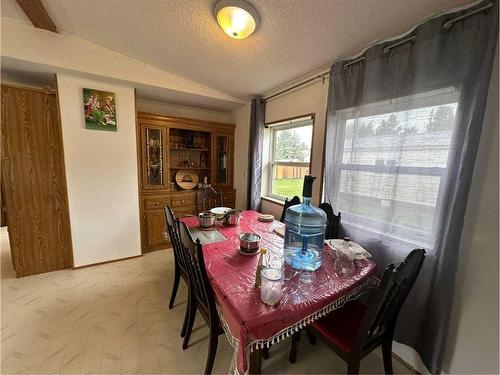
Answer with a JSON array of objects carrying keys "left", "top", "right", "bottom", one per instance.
[{"left": 325, "top": 239, "right": 372, "bottom": 260}]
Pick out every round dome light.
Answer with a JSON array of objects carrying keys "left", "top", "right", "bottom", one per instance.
[{"left": 214, "top": 0, "right": 260, "bottom": 40}]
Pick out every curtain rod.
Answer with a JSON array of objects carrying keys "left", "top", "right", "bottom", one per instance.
[
  {"left": 442, "top": 2, "right": 493, "bottom": 29},
  {"left": 263, "top": 1, "right": 493, "bottom": 102},
  {"left": 264, "top": 70, "right": 330, "bottom": 101}
]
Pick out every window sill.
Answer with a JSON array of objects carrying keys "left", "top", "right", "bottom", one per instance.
[{"left": 261, "top": 196, "right": 285, "bottom": 206}]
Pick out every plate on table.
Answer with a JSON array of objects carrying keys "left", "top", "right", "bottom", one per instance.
[
  {"left": 325, "top": 239, "right": 372, "bottom": 260},
  {"left": 258, "top": 214, "right": 274, "bottom": 222},
  {"left": 210, "top": 207, "right": 231, "bottom": 220}
]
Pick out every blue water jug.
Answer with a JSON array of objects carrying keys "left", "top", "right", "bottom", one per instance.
[{"left": 283, "top": 175, "right": 326, "bottom": 271}]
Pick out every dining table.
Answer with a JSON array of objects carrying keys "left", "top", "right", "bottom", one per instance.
[{"left": 181, "top": 210, "right": 379, "bottom": 375}]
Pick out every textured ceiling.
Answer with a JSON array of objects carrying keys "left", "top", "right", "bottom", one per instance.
[{"left": 2, "top": 0, "right": 472, "bottom": 100}]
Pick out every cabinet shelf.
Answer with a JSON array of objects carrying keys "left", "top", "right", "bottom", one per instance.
[
  {"left": 170, "top": 167, "right": 210, "bottom": 170},
  {"left": 170, "top": 147, "right": 210, "bottom": 152}
]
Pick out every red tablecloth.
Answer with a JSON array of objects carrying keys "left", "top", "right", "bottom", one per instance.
[{"left": 182, "top": 210, "right": 378, "bottom": 374}]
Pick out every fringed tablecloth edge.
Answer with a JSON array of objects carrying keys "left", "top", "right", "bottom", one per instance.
[
  {"left": 248, "top": 275, "right": 380, "bottom": 351},
  {"left": 218, "top": 275, "right": 380, "bottom": 375}
]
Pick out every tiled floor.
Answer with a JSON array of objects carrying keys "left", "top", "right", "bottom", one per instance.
[{"left": 1, "top": 227, "right": 411, "bottom": 374}]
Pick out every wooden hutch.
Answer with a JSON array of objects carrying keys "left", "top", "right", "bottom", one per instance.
[{"left": 136, "top": 112, "right": 236, "bottom": 252}]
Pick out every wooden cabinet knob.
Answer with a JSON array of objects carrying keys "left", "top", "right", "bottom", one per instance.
[{"left": 155, "top": 202, "right": 160, "bottom": 205}]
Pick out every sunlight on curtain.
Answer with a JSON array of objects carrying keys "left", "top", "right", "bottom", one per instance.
[{"left": 331, "top": 87, "right": 460, "bottom": 248}]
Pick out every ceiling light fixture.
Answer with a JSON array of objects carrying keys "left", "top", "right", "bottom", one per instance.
[{"left": 214, "top": 0, "right": 260, "bottom": 40}]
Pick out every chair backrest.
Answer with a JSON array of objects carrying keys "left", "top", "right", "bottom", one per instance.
[
  {"left": 164, "top": 206, "right": 187, "bottom": 273},
  {"left": 354, "top": 249, "right": 426, "bottom": 350},
  {"left": 178, "top": 221, "right": 218, "bottom": 320},
  {"left": 196, "top": 187, "right": 223, "bottom": 213},
  {"left": 318, "top": 203, "right": 341, "bottom": 239},
  {"left": 279, "top": 195, "right": 301, "bottom": 223}
]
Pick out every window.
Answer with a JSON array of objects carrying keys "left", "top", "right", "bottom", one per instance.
[
  {"left": 266, "top": 115, "right": 313, "bottom": 200},
  {"left": 327, "top": 87, "right": 460, "bottom": 247}
]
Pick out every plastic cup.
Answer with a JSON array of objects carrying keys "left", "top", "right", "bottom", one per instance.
[{"left": 260, "top": 268, "right": 284, "bottom": 306}]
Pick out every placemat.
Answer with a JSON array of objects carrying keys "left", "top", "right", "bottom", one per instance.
[{"left": 189, "top": 227, "right": 227, "bottom": 245}]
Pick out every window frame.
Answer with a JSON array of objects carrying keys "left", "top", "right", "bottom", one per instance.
[{"left": 265, "top": 114, "right": 315, "bottom": 202}]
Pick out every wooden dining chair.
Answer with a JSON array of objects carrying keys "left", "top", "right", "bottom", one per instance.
[
  {"left": 164, "top": 207, "right": 191, "bottom": 337},
  {"left": 318, "top": 202, "right": 342, "bottom": 239},
  {"left": 279, "top": 195, "right": 301, "bottom": 222},
  {"left": 196, "top": 187, "right": 224, "bottom": 213},
  {"left": 289, "top": 248, "right": 426, "bottom": 374},
  {"left": 178, "top": 221, "right": 223, "bottom": 375}
]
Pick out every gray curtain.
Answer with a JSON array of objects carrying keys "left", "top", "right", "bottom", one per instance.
[
  {"left": 247, "top": 97, "right": 266, "bottom": 211},
  {"left": 323, "top": 2, "right": 498, "bottom": 373}
]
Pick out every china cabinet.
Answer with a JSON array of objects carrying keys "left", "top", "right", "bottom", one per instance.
[{"left": 137, "top": 112, "right": 236, "bottom": 252}]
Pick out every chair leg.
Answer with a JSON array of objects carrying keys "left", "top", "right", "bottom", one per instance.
[
  {"left": 262, "top": 347, "right": 270, "bottom": 360},
  {"left": 182, "top": 299, "right": 197, "bottom": 350},
  {"left": 249, "top": 349, "right": 263, "bottom": 374},
  {"left": 382, "top": 339, "right": 393, "bottom": 374},
  {"left": 204, "top": 326, "right": 219, "bottom": 375},
  {"left": 305, "top": 327, "right": 317, "bottom": 345},
  {"left": 347, "top": 356, "right": 361, "bottom": 375},
  {"left": 180, "top": 285, "right": 191, "bottom": 338},
  {"left": 288, "top": 331, "right": 301, "bottom": 364},
  {"left": 169, "top": 266, "right": 180, "bottom": 309}
]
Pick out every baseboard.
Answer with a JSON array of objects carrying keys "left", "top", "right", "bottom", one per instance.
[
  {"left": 72, "top": 254, "right": 142, "bottom": 269},
  {"left": 392, "top": 351, "right": 423, "bottom": 375},
  {"left": 392, "top": 342, "right": 430, "bottom": 374}
]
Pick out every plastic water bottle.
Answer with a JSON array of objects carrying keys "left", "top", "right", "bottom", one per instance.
[{"left": 283, "top": 175, "right": 326, "bottom": 271}]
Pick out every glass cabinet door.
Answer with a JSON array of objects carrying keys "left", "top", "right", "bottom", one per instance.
[
  {"left": 143, "top": 126, "right": 167, "bottom": 189},
  {"left": 215, "top": 134, "right": 232, "bottom": 186}
]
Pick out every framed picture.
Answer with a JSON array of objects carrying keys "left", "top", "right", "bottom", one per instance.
[{"left": 83, "top": 88, "right": 117, "bottom": 131}]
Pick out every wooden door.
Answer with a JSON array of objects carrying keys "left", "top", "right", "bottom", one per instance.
[
  {"left": 144, "top": 210, "right": 167, "bottom": 249},
  {"left": 1, "top": 85, "right": 73, "bottom": 277}
]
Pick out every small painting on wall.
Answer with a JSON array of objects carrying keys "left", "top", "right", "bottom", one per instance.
[{"left": 83, "top": 88, "right": 117, "bottom": 131}]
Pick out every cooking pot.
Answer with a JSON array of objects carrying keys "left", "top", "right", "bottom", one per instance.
[
  {"left": 222, "top": 209, "right": 240, "bottom": 226},
  {"left": 198, "top": 211, "right": 216, "bottom": 228},
  {"left": 239, "top": 233, "right": 261, "bottom": 253}
]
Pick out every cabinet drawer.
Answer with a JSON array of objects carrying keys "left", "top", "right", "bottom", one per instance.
[
  {"left": 144, "top": 196, "right": 171, "bottom": 210},
  {"left": 172, "top": 208, "right": 195, "bottom": 218},
  {"left": 171, "top": 195, "right": 195, "bottom": 208}
]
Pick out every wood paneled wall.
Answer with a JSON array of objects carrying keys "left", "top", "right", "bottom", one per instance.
[{"left": 1, "top": 84, "right": 73, "bottom": 277}]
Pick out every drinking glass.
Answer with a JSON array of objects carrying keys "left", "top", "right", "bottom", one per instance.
[
  {"left": 334, "top": 251, "right": 355, "bottom": 277},
  {"left": 298, "top": 256, "right": 314, "bottom": 285},
  {"left": 260, "top": 268, "right": 284, "bottom": 306}
]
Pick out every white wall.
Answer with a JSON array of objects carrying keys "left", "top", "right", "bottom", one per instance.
[
  {"left": 57, "top": 73, "right": 141, "bottom": 267},
  {"left": 1, "top": 19, "right": 242, "bottom": 106},
  {"left": 137, "top": 98, "right": 232, "bottom": 123}
]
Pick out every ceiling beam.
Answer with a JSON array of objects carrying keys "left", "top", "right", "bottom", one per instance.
[{"left": 15, "top": 0, "right": 57, "bottom": 33}]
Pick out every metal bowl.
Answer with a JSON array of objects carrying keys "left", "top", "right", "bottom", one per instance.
[
  {"left": 198, "top": 211, "right": 216, "bottom": 228},
  {"left": 239, "top": 233, "right": 261, "bottom": 252}
]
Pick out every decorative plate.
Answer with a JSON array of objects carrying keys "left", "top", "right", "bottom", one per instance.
[{"left": 175, "top": 169, "right": 199, "bottom": 190}]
